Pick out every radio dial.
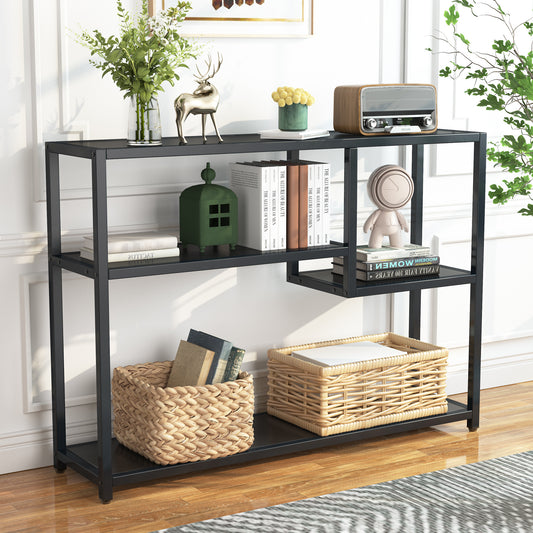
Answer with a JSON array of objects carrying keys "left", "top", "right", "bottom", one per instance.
[
  {"left": 421, "top": 116, "right": 433, "bottom": 128},
  {"left": 365, "top": 118, "right": 378, "bottom": 130}
]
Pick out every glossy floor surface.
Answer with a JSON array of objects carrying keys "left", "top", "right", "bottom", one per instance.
[{"left": 1, "top": 381, "right": 532, "bottom": 533}]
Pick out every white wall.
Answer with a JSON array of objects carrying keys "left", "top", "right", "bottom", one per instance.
[{"left": 1, "top": 0, "right": 532, "bottom": 474}]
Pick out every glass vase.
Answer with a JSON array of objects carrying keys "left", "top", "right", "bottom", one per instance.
[{"left": 127, "top": 95, "right": 162, "bottom": 146}]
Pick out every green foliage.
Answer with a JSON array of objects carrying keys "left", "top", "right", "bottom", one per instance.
[
  {"left": 436, "top": 0, "right": 533, "bottom": 215},
  {"left": 73, "top": 0, "right": 198, "bottom": 103}
]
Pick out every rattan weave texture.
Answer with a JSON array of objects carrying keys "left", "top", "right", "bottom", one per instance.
[
  {"left": 267, "top": 333, "right": 448, "bottom": 436},
  {"left": 113, "top": 361, "right": 254, "bottom": 465}
]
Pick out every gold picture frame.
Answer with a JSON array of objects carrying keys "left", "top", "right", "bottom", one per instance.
[{"left": 148, "top": 0, "right": 313, "bottom": 38}]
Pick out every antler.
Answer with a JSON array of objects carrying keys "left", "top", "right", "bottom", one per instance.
[{"left": 194, "top": 53, "right": 223, "bottom": 83}]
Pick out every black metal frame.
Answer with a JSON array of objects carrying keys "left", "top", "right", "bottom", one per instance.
[{"left": 46, "top": 129, "right": 486, "bottom": 502}]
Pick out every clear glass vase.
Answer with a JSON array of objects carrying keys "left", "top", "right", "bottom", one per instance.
[{"left": 127, "top": 95, "right": 162, "bottom": 146}]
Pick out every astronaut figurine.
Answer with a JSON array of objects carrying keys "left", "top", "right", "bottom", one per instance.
[{"left": 363, "top": 164, "right": 414, "bottom": 248}]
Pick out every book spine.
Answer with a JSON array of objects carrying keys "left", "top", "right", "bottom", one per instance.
[
  {"left": 307, "top": 163, "right": 315, "bottom": 247},
  {"left": 80, "top": 248, "right": 180, "bottom": 262},
  {"left": 278, "top": 165, "right": 287, "bottom": 249},
  {"left": 356, "top": 264, "right": 440, "bottom": 281},
  {"left": 83, "top": 234, "right": 178, "bottom": 253},
  {"left": 356, "top": 248, "right": 432, "bottom": 261},
  {"left": 298, "top": 164, "right": 308, "bottom": 248},
  {"left": 222, "top": 347, "right": 246, "bottom": 382},
  {"left": 360, "top": 256, "right": 440, "bottom": 271},
  {"left": 314, "top": 163, "right": 323, "bottom": 246},
  {"left": 286, "top": 164, "right": 300, "bottom": 249},
  {"left": 322, "top": 163, "right": 330, "bottom": 246},
  {"left": 262, "top": 170, "right": 271, "bottom": 250},
  {"left": 269, "top": 165, "right": 278, "bottom": 250}
]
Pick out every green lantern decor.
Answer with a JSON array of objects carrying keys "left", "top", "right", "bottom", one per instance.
[{"left": 179, "top": 163, "right": 238, "bottom": 252}]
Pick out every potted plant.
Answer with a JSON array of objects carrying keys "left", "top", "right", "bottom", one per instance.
[
  {"left": 271, "top": 86, "right": 315, "bottom": 131},
  {"left": 433, "top": 0, "right": 533, "bottom": 216},
  {"left": 75, "top": 0, "right": 197, "bottom": 145}
]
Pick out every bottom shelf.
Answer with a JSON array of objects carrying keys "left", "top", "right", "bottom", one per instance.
[{"left": 60, "top": 399, "right": 471, "bottom": 488}]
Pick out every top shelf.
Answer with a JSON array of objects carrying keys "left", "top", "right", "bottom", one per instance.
[{"left": 46, "top": 129, "right": 485, "bottom": 160}]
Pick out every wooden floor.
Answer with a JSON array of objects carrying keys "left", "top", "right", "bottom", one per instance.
[{"left": 1, "top": 381, "right": 532, "bottom": 533}]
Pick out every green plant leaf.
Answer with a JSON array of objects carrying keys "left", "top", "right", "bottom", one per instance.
[{"left": 444, "top": 5, "right": 460, "bottom": 25}]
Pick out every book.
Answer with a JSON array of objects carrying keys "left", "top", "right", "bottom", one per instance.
[
  {"left": 80, "top": 247, "right": 180, "bottom": 262},
  {"left": 356, "top": 244, "right": 432, "bottom": 261},
  {"left": 285, "top": 162, "right": 300, "bottom": 249},
  {"left": 246, "top": 162, "right": 280, "bottom": 250},
  {"left": 83, "top": 231, "right": 178, "bottom": 253},
  {"left": 298, "top": 160, "right": 330, "bottom": 246},
  {"left": 277, "top": 164, "right": 287, "bottom": 249},
  {"left": 222, "top": 346, "right": 246, "bottom": 382},
  {"left": 356, "top": 264, "right": 440, "bottom": 281},
  {"left": 187, "top": 329, "right": 233, "bottom": 384},
  {"left": 322, "top": 163, "right": 330, "bottom": 246},
  {"left": 231, "top": 163, "right": 271, "bottom": 251},
  {"left": 166, "top": 340, "right": 215, "bottom": 387},
  {"left": 259, "top": 129, "right": 330, "bottom": 140},
  {"left": 333, "top": 255, "right": 440, "bottom": 274},
  {"left": 261, "top": 160, "right": 288, "bottom": 249},
  {"left": 291, "top": 340, "right": 406, "bottom": 367},
  {"left": 298, "top": 163, "right": 308, "bottom": 248}
]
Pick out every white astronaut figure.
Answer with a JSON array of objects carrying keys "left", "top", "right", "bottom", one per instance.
[{"left": 363, "top": 165, "right": 414, "bottom": 248}]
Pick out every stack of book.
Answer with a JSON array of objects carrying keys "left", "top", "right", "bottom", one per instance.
[
  {"left": 166, "top": 329, "right": 246, "bottom": 387},
  {"left": 230, "top": 159, "right": 330, "bottom": 251},
  {"left": 332, "top": 244, "right": 440, "bottom": 282},
  {"left": 80, "top": 231, "right": 180, "bottom": 263}
]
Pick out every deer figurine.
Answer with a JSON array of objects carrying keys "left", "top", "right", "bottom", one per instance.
[{"left": 174, "top": 54, "right": 223, "bottom": 144}]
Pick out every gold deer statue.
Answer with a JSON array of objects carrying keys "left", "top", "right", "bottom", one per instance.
[{"left": 174, "top": 54, "right": 223, "bottom": 144}]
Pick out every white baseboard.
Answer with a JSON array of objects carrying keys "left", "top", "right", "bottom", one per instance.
[
  {"left": 0, "top": 421, "right": 96, "bottom": 475},
  {"left": 446, "top": 352, "right": 533, "bottom": 395}
]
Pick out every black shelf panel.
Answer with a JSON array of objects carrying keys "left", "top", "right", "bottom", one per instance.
[
  {"left": 46, "top": 129, "right": 483, "bottom": 160},
  {"left": 52, "top": 244, "right": 349, "bottom": 280},
  {"left": 63, "top": 399, "right": 470, "bottom": 487},
  {"left": 289, "top": 265, "right": 477, "bottom": 297}
]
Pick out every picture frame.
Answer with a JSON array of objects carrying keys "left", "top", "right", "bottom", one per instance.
[{"left": 148, "top": 0, "right": 314, "bottom": 38}]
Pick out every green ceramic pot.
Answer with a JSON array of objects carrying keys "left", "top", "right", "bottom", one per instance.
[{"left": 278, "top": 103, "right": 308, "bottom": 131}]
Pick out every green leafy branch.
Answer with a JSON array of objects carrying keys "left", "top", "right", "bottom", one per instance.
[
  {"left": 429, "top": 0, "right": 533, "bottom": 216},
  {"left": 73, "top": 0, "right": 198, "bottom": 104}
]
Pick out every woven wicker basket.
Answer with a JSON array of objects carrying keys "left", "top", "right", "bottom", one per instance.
[
  {"left": 112, "top": 361, "right": 254, "bottom": 465},
  {"left": 267, "top": 332, "right": 448, "bottom": 436}
]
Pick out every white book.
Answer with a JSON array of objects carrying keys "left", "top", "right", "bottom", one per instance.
[
  {"left": 313, "top": 163, "right": 322, "bottom": 246},
  {"left": 356, "top": 244, "right": 432, "bottom": 261},
  {"left": 322, "top": 163, "right": 330, "bottom": 246},
  {"left": 83, "top": 231, "right": 178, "bottom": 253},
  {"left": 269, "top": 165, "right": 279, "bottom": 250},
  {"left": 231, "top": 163, "right": 270, "bottom": 251},
  {"left": 277, "top": 164, "right": 287, "bottom": 249},
  {"left": 307, "top": 163, "right": 315, "bottom": 247},
  {"left": 291, "top": 341, "right": 406, "bottom": 367},
  {"left": 80, "top": 247, "right": 180, "bottom": 262}
]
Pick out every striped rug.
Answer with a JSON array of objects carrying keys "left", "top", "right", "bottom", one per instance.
[{"left": 155, "top": 451, "right": 533, "bottom": 533}]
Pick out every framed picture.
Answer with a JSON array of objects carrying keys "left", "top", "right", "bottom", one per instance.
[{"left": 148, "top": 0, "right": 314, "bottom": 38}]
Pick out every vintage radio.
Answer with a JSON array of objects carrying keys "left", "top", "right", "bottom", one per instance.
[{"left": 333, "top": 84, "right": 437, "bottom": 136}]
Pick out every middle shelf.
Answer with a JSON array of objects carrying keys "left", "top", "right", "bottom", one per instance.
[
  {"left": 52, "top": 246, "right": 476, "bottom": 298},
  {"left": 52, "top": 243, "right": 347, "bottom": 279},
  {"left": 290, "top": 265, "right": 477, "bottom": 298}
]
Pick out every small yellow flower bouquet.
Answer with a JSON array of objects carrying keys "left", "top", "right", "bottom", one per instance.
[
  {"left": 271, "top": 87, "right": 315, "bottom": 108},
  {"left": 271, "top": 86, "right": 315, "bottom": 131}
]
